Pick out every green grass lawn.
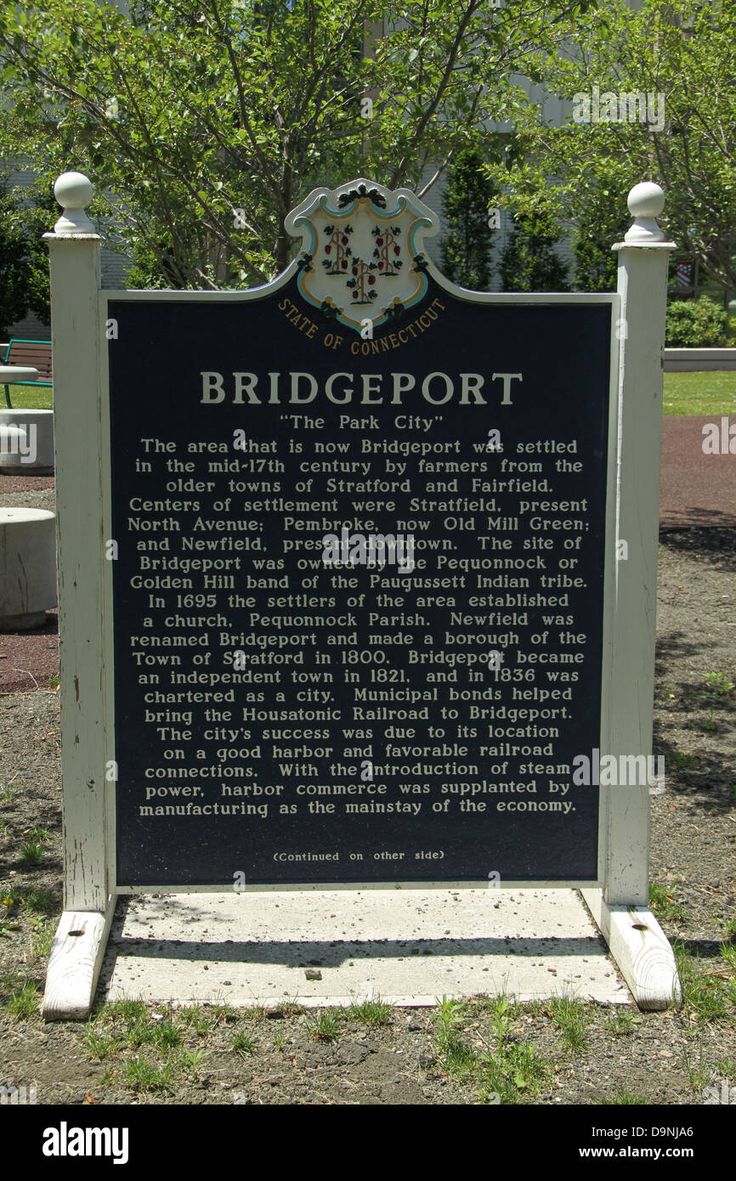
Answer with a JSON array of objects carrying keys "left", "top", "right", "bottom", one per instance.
[
  {"left": 3, "top": 386, "right": 53, "bottom": 411},
  {"left": 662, "top": 371, "right": 736, "bottom": 415},
  {"left": 4, "top": 371, "right": 736, "bottom": 417}
]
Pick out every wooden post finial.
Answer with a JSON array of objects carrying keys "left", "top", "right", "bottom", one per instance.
[
  {"left": 52, "top": 171, "right": 96, "bottom": 235},
  {"left": 624, "top": 181, "right": 667, "bottom": 245}
]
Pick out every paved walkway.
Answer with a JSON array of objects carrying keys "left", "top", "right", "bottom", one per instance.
[{"left": 660, "top": 416, "right": 736, "bottom": 528}]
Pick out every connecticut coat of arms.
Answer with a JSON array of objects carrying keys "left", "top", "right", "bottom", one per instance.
[{"left": 284, "top": 178, "right": 439, "bottom": 334}]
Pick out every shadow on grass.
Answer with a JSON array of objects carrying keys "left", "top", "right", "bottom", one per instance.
[{"left": 673, "top": 938, "right": 728, "bottom": 960}]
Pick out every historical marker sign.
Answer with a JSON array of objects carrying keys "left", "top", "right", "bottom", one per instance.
[
  {"left": 104, "top": 180, "right": 617, "bottom": 888},
  {"left": 43, "top": 172, "right": 682, "bottom": 1018}
]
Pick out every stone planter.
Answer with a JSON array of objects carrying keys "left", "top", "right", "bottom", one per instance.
[
  {"left": 0, "top": 409, "right": 55, "bottom": 474},
  {"left": 0, "top": 508, "right": 57, "bottom": 630}
]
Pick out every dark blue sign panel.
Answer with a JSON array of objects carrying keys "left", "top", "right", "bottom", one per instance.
[{"left": 108, "top": 276, "right": 612, "bottom": 886}]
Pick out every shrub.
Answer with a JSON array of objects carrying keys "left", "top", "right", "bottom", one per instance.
[{"left": 666, "top": 296, "right": 729, "bottom": 347}]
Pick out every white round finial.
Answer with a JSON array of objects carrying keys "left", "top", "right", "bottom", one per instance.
[
  {"left": 624, "top": 181, "right": 666, "bottom": 244},
  {"left": 52, "top": 171, "right": 95, "bottom": 235},
  {"left": 54, "top": 170, "right": 93, "bottom": 210}
]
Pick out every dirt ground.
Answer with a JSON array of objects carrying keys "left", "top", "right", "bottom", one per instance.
[{"left": 0, "top": 525, "right": 734, "bottom": 1106}]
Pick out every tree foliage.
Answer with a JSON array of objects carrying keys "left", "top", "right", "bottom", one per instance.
[
  {"left": 500, "top": 213, "right": 569, "bottom": 292},
  {"left": 0, "top": 180, "right": 34, "bottom": 337},
  {"left": 484, "top": 0, "right": 736, "bottom": 295},
  {"left": 0, "top": 0, "right": 592, "bottom": 288},
  {"left": 573, "top": 180, "right": 630, "bottom": 292},
  {"left": 8, "top": 182, "right": 56, "bottom": 326},
  {"left": 440, "top": 144, "right": 498, "bottom": 290}
]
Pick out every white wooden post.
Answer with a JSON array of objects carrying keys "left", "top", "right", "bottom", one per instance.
[
  {"left": 42, "top": 173, "right": 116, "bottom": 1020},
  {"left": 582, "top": 183, "right": 681, "bottom": 1009}
]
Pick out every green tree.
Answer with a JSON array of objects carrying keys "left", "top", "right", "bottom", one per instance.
[
  {"left": 440, "top": 145, "right": 498, "bottom": 289},
  {"left": 0, "top": 0, "right": 593, "bottom": 288},
  {"left": 500, "top": 214, "right": 569, "bottom": 292},
  {"left": 573, "top": 181, "right": 630, "bottom": 292},
  {"left": 7, "top": 182, "right": 57, "bottom": 327},
  {"left": 485, "top": 0, "right": 736, "bottom": 296},
  {"left": 0, "top": 179, "right": 33, "bottom": 337}
]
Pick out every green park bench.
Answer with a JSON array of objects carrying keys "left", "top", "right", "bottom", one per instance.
[{"left": 2, "top": 339, "right": 53, "bottom": 408}]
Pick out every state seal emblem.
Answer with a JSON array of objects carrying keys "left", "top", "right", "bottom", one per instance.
[{"left": 284, "top": 178, "right": 439, "bottom": 334}]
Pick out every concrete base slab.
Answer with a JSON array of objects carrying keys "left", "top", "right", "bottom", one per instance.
[{"left": 100, "top": 889, "right": 632, "bottom": 1008}]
